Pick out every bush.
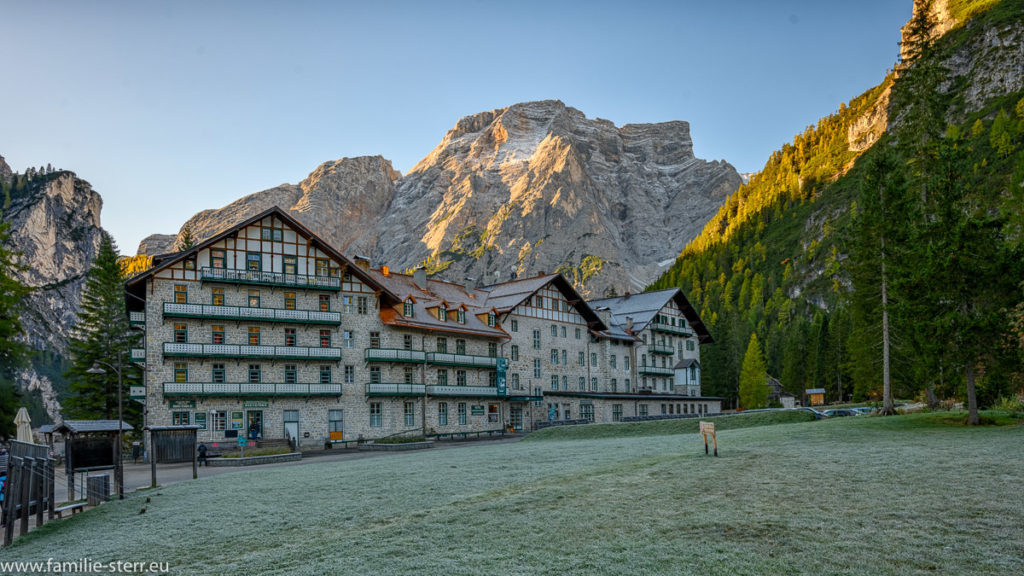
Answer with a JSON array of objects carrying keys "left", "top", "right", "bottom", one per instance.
[
  {"left": 374, "top": 435, "right": 427, "bottom": 445},
  {"left": 991, "top": 395, "right": 1024, "bottom": 412}
]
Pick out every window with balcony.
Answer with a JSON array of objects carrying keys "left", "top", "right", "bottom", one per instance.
[
  {"left": 456, "top": 370, "right": 467, "bottom": 386},
  {"left": 370, "top": 403, "right": 382, "bottom": 427},
  {"left": 249, "top": 327, "right": 260, "bottom": 346},
  {"left": 369, "top": 331, "right": 381, "bottom": 349},
  {"left": 246, "top": 253, "right": 261, "bottom": 272},
  {"left": 403, "top": 335, "right": 412, "bottom": 350},
  {"left": 211, "top": 287, "right": 224, "bottom": 306},
  {"left": 174, "top": 324, "right": 187, "bottom": 343},
  {"left": 174, "top": 284, "right": 187, "bottom": 304},
  {"left": 248, "top": 364, "right": 261, "bottom": 383},
  {"left": 369, "top": 367, "right": 381, "bottom": 384},
  {"left": 174, "top": 362, "right": 187, "bottom": 383},
  {"left": 438, "top": 402, "right": 448, "bottom": 426},
  {"left": 320, "top": 365, "right": 332, "bottom": 384},
  {"left": 436, "top": 337, "right": 447, "bottom": 353},
  {"left": 511, "top": 345, "right": 519, "bottom": 361},
  {"left": 210, "top": 249, "right": 226, "bottom": 269},
  {"left": 284, "top": 365, "right": 297, "bottom": 384},
  {"left": 344, "top": 365, "right": 354, "bottom": 384},
  {"left": 320, "top": 330, "right": 332, "bottom": 348},
  {"left": 285, "top": 329, "right": 297, "bottom": 347},
  {"left": 532, "top": 330, "right": 541, "bottom": 350},
  {"left": 488, "top": 342, "right": 497, "bottom": 358},
  {"left": 357, "top": 296, "right": 368, "bottom": 315},
  {"left": 315, "top": 258, "right": 329, "bottom": 277},
  {"left": 211, "top": 325, "right": 224, "bottom": 345},
  {"left": 283, "top": 256, "right": 297, "bottom": 276},
  {"left": 212, "top": 363, "right": 225, "bottom": 383},
  {"left": 458, "top": 403, "right": 467, "bottom": 425},
  {"left": 403, "top": 300, "right": 414, "bottom": 317},
  {"left": 284, "top": 292, "right": 296, "bottom": 310},
  {"left": 437, "top": 369, "right": 448, "bottom": 386},
  {"left": 455, "top": 339, "right": 466, "bottom": 355},
  {"left": 248, "top": 290, "right": 260, "bottom": 308}
]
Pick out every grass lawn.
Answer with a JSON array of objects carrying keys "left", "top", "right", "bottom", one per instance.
[{"left": 6, "top": 412, "right": 1023, "bottom": 575}]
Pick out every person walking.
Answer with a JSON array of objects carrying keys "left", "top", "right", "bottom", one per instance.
[{"left": 197, "top": 443, "right": 208, "bottom": 467}]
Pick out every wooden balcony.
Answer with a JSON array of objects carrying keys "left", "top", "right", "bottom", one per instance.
[
  {"left": 163, "top": 382, "right": 342, "bottom": 397},
  {"left": 163, "top": 302, "right": 341, "bottom": 325},
  {"left": 200, "top": 267, "right": 340, "bottom": 291},
  {"left": 163, "top": 342, "right": 341, "bottom": 361}
]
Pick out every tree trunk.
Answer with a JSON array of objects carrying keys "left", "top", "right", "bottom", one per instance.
[
  {"left": 881, "top": 246, "right": 894, "bottom": 415},
  {"left": 925, "top": 383, "right": 938, "bottom": 409},
  {"left": 965, "top": 362, "right": 979, "bottom": 425}
]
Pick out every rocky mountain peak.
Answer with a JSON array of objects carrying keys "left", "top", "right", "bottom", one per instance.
[{"left": 0, "top": 155, "right": 12, "bottom": 180}]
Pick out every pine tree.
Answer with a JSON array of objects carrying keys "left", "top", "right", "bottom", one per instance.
[
  {"left": 739, "top": 333, "right": 768, "bottom": 410},
  {"left": 64, "top": 233, "right": 142, "bottom": 427},
  {"left": 0, "top": 218, "right": 30, "bottom": 439},
  {"left": 176, "top": 224, "right": 196, "bottom": 251}
]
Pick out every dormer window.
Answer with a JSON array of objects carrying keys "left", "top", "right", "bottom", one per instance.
[
  {"left": 438, "top": 304, "right": 447, "bottom": 322},
  {"left": 457, "top": 309, "right": 466, "bottom": 324},
  {"left": 403, "top": 300, "right": 414, "bottom": 318},
  {"left": 487, "top": 312, "right": 496, "bottom": 327}
]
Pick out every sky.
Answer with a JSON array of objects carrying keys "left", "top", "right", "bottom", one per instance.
[{"left": 1, "top": 1, "right": 912, "bottom": 253}]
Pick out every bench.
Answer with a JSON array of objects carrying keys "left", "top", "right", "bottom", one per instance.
[{"left": 54, "top": 503, "right": 86, "bottom": 518}]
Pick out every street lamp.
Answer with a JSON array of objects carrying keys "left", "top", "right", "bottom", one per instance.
[{"left": 86, "top": 352, "right": 125, "bottom": 500}]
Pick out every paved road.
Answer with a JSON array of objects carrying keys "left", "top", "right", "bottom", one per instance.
[{"left": 54, "top": 437, "right": 521, "bottom": 503}]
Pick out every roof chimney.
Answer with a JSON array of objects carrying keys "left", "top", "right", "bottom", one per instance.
[
  {"left": 625, "top": 316, "right": 634, "bottom": 333},
  {"left": 413, "top": 266, "right": 427, "bottom": 288},
  {"left": 354, "top": 255, "right": 371, "bottom": 270},
  {"left": 465, "top": 276, "right": 477, "bottom": 291},
  {"left": 624, "top": 290, "right": 631, "bottom": 300}
]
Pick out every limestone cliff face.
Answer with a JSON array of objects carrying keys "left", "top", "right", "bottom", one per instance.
[
  {"left": 370, "top": 100, "right": 741, "bottom": 295},
  {"left": 1, "top": 170, "right": 106, "bottom": 422},
  {"left": 0, "top": 155, "right": 12, "bottom": 180},
  {"left": 137, "top": 155, "right": 400, "bottom": 255}
]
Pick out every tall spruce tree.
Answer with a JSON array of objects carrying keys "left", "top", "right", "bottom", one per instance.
[
  {"left": 0, "top": 218, "right": 30, "bottom": 439},
  {"left": 739, "top": 333, "right": 768, "bottom": 410},
  {"left": 64, "top": 233, "right": 142, "bottom": 427}
]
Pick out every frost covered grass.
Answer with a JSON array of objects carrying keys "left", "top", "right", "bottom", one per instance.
[{"left": 8, "top": 413, "right": 1024, "bottom": 575}]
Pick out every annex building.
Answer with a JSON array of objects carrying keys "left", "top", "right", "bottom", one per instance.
[{"left": 125, "top": 207, "right": 720, "bottom": 448}]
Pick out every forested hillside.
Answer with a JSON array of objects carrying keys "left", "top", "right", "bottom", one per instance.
[{"left": 651, "top": 0, "right": 1024, "bottom": 413}]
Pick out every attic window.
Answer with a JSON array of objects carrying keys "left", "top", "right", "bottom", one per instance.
[
  {"left": 183, "top": 257, "right": 196, "bottom": 270},
  {"left": 438, "top": 305, "right": 447, "bottom": 322},
  {"left": 457, "top": 309, "right": 466, "bottom": 324},
  {"left": 534, "top": 296, "right": 544, "bottom": 308},
  {"left": 403, "top": 300, "right": 415, "bottom": 318},
  {"left": 261, "top": 227, "right": 283, "bottom": 242},
  {"left": 487, "top": 312, "right": 496, "bottom": 327}
]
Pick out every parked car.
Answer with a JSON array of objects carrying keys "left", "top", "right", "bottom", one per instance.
[
  {"left": 822, "top": 408, "right": 858, "bottom": 418},
  {"left": 796, "top": 407, "right": 826, "bottom": 419},
  {"left": 851, "top": 407, "right": 876, "bottom": 415}
]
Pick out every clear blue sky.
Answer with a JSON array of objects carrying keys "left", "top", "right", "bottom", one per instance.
[{"left": 1, "top": 0, "right": 911, "bottom": 253}]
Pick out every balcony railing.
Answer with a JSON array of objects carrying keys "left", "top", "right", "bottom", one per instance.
[
  {"left": 163, "top": 382, "right": 342, "bottom": 397},
  {"left": 364, "top": 348, "right": 427, "bottom": 363},
  {"left": 426, "top": 352, "right": 500, "bottom": 368},
  {"left": 130, "top": 348, "right": 146, "bottom": 362},
  {"left": 649, "top": 343, "right": 675, "bottom": 355},
  {"left": 638, "top": 365, "right": 674, "bottom": 376},
  {"left": 163, "top": 302, "right": 341, "bottom": 325},
  {"left": 426, "top": 385, "right": 503, "bottom": 398},
  {"left": 163, "top": 342, "right": 341, "bottom": 360},
  {"left": 129, "top": 311, "right": 146, "bottom": 325},
  {"left": 365, "top": 382, "right": 426, "bottom": 397},
  {"left": 200, "top": 267, "right": 341, "bottom": 291},
  {"left": 650, "top": 322, "right": 693, "bottom": 337}
]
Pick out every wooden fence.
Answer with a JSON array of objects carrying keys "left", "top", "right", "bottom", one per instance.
[{"left": 2, "top": 441, "right": 56, "bottom": 547}]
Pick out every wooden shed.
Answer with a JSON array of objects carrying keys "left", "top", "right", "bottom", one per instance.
[{"left": 805, "top": 388, "right": 827, "bottom": 407}]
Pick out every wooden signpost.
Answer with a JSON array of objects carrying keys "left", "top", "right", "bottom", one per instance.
[{"left": 699, "top": 421, "right": 718, "bottom": 457}]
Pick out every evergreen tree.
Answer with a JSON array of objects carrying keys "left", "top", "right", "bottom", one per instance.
[
  {"left": 64, "top": 233, "right": 142, "bottom": 427},
  {"left": 176, "top": 224, "right": 196, "bottom": 251},
  {"left": 0, "top": 218, "right": 30, "bottom": 439},
  {"left": 738, "top": 333, "right": 768, "bottom": 410}
]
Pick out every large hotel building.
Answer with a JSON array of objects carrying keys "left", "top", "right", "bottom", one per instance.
[{"left": 125, "top": 207, "right": 719, "bottom": 448}]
